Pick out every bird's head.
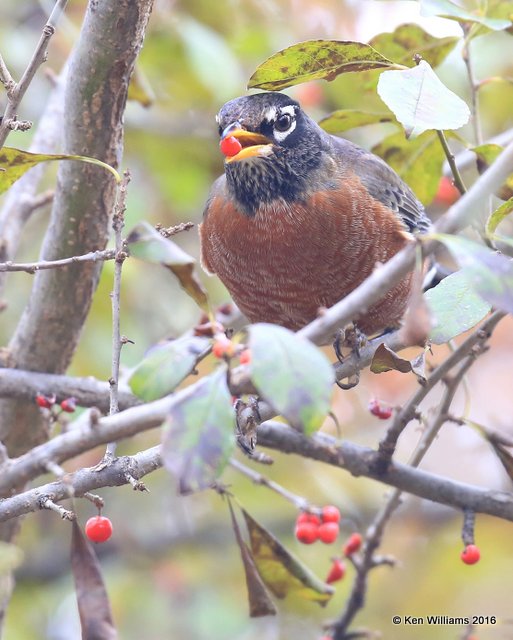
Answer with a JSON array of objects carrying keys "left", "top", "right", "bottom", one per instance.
[{"left": 216, "top": 92, "right": 329, "bottom": 214}]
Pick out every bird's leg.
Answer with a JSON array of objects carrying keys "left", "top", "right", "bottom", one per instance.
[
  {"left": 333, "top": 322, "right": 367, "bottom": 390},
  {"left": 234, "top": 397, "right": 273, "bottom": 463}
]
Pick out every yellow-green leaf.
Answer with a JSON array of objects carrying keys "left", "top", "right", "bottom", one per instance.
[
  {"left": 486, "top": 198, "right": 513, "bottom": 237},
  {"left": 126, "top": 221, "right": 209, "bottom": 312},
  {"left": 248, "top": 40, "right": 395, "bottom": 91},
  {"left": 0, "top": 147, "right": 120, "bottom": 194},
  {"left": 319, "top": 110, "right": 395, "bottom": 134},
  {"left": 242, "top": 509, "right": 334, "bottom": 606},
  {"left": 128, "top": 65, "right": 156, "bottom": 107}
]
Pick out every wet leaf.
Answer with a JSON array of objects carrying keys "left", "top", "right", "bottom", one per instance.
[
  {"left": 424, "top": 270, "right": 491, "bottom": 344},
  {"left": 372, "top": 130, "right": 445, "bottom": 205},
  {"left": 248, "top": 324, "right": 334, "bottom": 434},
  {"left": 487, "top": 198, "right": 513, "bottom": 237},
  {"left": 71, "top": 520, "right": 117, "bottom": 640},
  {"left": 128, "top": 335, "right": 209, "bottom": 401},
  {"left": 378, "top": 60, "right": 470, "bottom": 138},
  {"left": 473, "top": 144, "right": 513, "bottom": 201},
  {"left": 370, "top": 343, "right": 414, "bottom": 374},
  {"left": 126, "top": 221, "right": 209, "bottom": 312},
  {"left": 128, "top": 65, "right": 155, "bottom": 107},
  {"left": 0, "top": 147, "right": 120, "bottom": 194},
  {"left": 228, "top": 500, "right": 277, "bottom": 617},
  {"left": 162, "top": 367, "right": 235, "bottom": 494},
  {"left": 421, "top": 0, "right": 512, "bottom": 31},
  {"left": 319, "top": 109, "right": 395, "bottom": 134},
  {"left": 431, "top": 234, "right": 513, "bottom": 315},
  {"left": 369, "top": 23, "right": 458, "bottom": 68},
  {"left": 248, "top": 40, "right": 395, "bottom": 91},
  {"left": 242, "top": 509, "right": 334, "bottom": 605}
]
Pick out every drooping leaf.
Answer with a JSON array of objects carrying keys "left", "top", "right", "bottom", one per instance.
[
  {"left": 127, "top": 65, "right": 155, "bottom": 107},
  {"left": 483, "top": 430, "right": 513, "bottom": 483},
  {"left": 377, "top": 60, "right": 470, "bottom": 138},
  {"left": 473, "top": 144, "right": 513, "bottom": 201},
  {"left": 420, "top": 0, "right": 512, "bottom": 31},
  {"left": 228, "top": 500, "right": 277, "bottom": 617},
  {"left": 0, "top": 147, "right": 120, "bottom": 194},
  {"left": 162, "top": 367, "right": 236, "bottom": 494},
  {"left": 248, "top": 324, "right": 334, "bottom": 434},
  {"left": 248, "top": 40, "right": 395, "bottom": 91},
  {"left": 319, "top": 109, "right": 395, "bottom": 134},
  {"left": 431, "top": 234, "right": 513, "bottom": 314},
  {"left": 370, "top": 343, "right": 415, "bottom": 374},
  {"left": 126, "top": 221, "right": 209, "bottom": 311},
  {"left": 372, "top": 130, "right": 445, "bottom": 205},
  {"left": 242, "top": 509, "right": 334, "bottom": 606},
  {"left": 369, "top": 23, "right": 459, "bottom": 68},
  {"left": 486, "top": 198, "right": 513, "bottom": 237},
  {"left": 71, "top": 520, "right": 117, "bottom": 640},
  {"left": 128, "top": 335, "right": 209, "bottom": 401},
  {"left": 424, "top": 270, "right": 491, "bottom": 344}
]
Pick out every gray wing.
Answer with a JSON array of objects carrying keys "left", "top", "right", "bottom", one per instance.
[{"left": 330, "top": 136, "right": 431, "bottom": 234}]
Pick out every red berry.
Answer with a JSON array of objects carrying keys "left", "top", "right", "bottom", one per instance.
[
  {"left": 295, "top": 522, "right": 319, "bottom": 544},
  {"left": 35, "top": 393, "right": 55, "bottom": 409},
  {"left": 326, "top": 558, "right": 346, "bottom": 584},
  {"left": 60, "top": 397, "right": 77, "bottom": 413},
  {"left": 461, "top": 544, "right": 480, "bottom": 565},
  {"left": 321, "top": 505, "right": 340, "bottom": 523},
  {"left": 368, "top": 398, "right": 393, "bottom": 420},
  {"left": 212, "top": 336, "right": 235, "bottom": 359},
  {"left": 343, "top": 532, "right": 363, "bottom": 556},
  {"left": 318, "top": 522, "right": 339, "bottom": 544},
  {"left": 296, "top": 512, "right": 321, "bottom": 526},
  {"left": 239, "top": 348, "right": 251, "bottom": 365},
  {"left": 220, "top": 136, "right": 242, "bottom": 158},
  {"left": 85, "top": 516, "right": 113, "bottom": 543},
  {"left": 434, "top": 176, "right": 460, "bottom": 206}
]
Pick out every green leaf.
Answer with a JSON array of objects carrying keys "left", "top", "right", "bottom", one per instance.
[
  {"left": 126, "top": 221, "right": 209, "bottom": 312},
  {"left": 486, "top": 198, "right": 513, "bottom": 237},
  {"left": 162, "top": 367, "right": 236, "bottom": 494},
  {"left": 248, "top": 40, "right": 395, "bottom": 91},
  {"left": 431, "top": 234, "right": 513, "bottom": 315},
  {"left": 0, "top": 147, "right": 120, "bottom": 194},
  {"left": 377, "top": 60, "right": 470, "bottom": 138},
  {"left": 420, "top": 0, "right": 512, "bottom": 31},
  {"left": 424, "top": 270, "right": 491, "bottom": 344},
  {"left": 369, "top": 23, "right": 459, "bottom": 68},
  {"left": 228, "top": 501, "right": 277, "bottom": 618},
  {"left": 372, "top": 130, "right": 445, "bottom": 205},
  {"left": 242, "top": 509, "right": 334, "bottom": 606},
  {"left": 128, "top": 336, "right": 209, "bottom": 401},
  {"left": 318, "top": 110, "right": 395, "bottom": 134},
  {"left": 473, "top": 144, "right": 513, "bottom": 201},
  {"left": 248, "top": 324, "right": 333, "bottom": 434},
  {"left": 128, "top": 65, "right": 155, "bottom": 108}
]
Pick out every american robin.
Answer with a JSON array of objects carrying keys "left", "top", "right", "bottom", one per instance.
[{"left": 199, "top": 92, "right": 430, "bottom": 336}]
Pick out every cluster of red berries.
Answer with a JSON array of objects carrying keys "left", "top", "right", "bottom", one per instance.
[
  {"left": 85, "top": 515, "right": 113, "bottom": 543},
  {"left": 295, "top": 506, "right": 341, "bottom": 545},
  {"left": 368, "top": 398, "right": 393, "bottom": 420},
  {"left": 461, "top": 544, "right": 480, "bottom": 565},
  {"left": 212, "top": 335, "right": 251, "bottom": 365},
  {"left": 36, "top": 393, "right": 77, "bottom": 413},
  {"left": 325, "top": 532, "right": 363, "bottom": 585}
]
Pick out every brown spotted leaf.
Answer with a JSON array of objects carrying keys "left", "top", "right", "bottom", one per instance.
[
  {"left": 242, "top": 508, "right": 334, "bottom": 606},
  {"left": 228, "top": 500, "right": 277, "bottom": 617},
  {"left": 0, "top": 147, "right": 120, "bottom": 194},
  {"left": 370, "top": 343, "right": 414, "bottom": 374},
  {"left": 126, "top": 221, "right": 209, "bottom": 312},
  {"left": 319, "top": 110, "right": 395, "bottom": 134},
  {"left": 248, "top": 40, "right": 395, "bottom": 91},
  {"left": 71, "top": 520, "right": 117, "bottom": 640}
]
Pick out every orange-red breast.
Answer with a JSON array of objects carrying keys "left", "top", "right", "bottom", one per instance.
[{"left": 200, "top": 92, "right": 430, "bottom": 335}]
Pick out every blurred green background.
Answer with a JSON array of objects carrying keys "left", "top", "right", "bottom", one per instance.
[{"left": 2, "top": 0, "right": 513, "bottom": 638}]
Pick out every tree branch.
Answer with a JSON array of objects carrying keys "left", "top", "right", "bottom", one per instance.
[{"left": 0, "top": 248, "right": 116, "bottom": 273}]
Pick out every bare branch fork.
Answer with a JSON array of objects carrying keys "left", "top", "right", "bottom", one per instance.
[{"left": 0, "top": 0, "right": 70, "bottom": 147}]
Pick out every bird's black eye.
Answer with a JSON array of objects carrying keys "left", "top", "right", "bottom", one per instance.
[{"left": 274, "top": 113, "right": 293, "bottom": 132}]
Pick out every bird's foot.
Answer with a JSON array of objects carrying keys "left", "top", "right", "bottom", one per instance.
[
  {"left": 333, "top": 323, "right": 367, "bottom": 390},
  {"left": 234, "top": 397, "right": 272, "bottom": 463}
]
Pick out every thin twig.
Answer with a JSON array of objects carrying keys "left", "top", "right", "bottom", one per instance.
[
  {"left": 0, "top": 248, "right": 116, "bottom": 273},
  {"left": 0, "top": 0, "right": 69, "bottom": 146},
  {"left": 462, "top": 26, "right": 483, "bottom": 146},
  {"left": 437, "top": 130, "right": 466, "bottom": 195},
  {"left": 39, "top": 496, "right": 75, "bottom": 520},
  {"left": 229, "top": 458, "right": 309, "bottom": 511}
]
